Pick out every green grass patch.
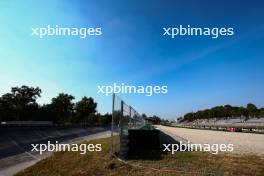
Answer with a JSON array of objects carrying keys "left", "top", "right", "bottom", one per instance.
[{"left": 140, "top": 124, "right": 156, "bottom": 130}]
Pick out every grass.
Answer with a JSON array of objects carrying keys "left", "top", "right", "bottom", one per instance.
[
  {"left": 16, "top": 137, "right": 264, "bottom": 176},
  {"left": 140, "top": 124, "right": 156, "bottom": 130}
]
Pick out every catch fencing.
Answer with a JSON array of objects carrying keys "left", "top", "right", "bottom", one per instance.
[{"left": 110, "top": 93, "right": 145, "bottom": 156}]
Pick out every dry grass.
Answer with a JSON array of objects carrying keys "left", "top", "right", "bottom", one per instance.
[{"left": 16, "top": 137, "right": 264, "bottom": 176}]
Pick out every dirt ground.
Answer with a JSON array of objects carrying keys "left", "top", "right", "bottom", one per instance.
[{"left": 156, "top": 125, "right": 264, "bottom": 155}]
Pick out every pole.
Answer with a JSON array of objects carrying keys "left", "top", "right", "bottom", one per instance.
[
  {"left": 120, "top": 100, "right": 124, "bottom": 153},
  {"left": 110, "top": 93, "right": 115, "bottom": 155},
  {"left": 129, "top": 106, "right": 132, "bottom": 128}
]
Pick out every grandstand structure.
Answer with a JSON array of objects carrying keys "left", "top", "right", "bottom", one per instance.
[{"left": 174, "top": 117, "right": 264, "bottom": 132}]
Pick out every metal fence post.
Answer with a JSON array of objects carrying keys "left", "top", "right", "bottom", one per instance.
[
  {"left": 110, "top": 93, "right": 115, "bottom": 155},
  {"left": 120, "top": 100, "right": 124, "bottom": 153},
  {"left": 129, "top": 106, "right": 132, "bottom": 128}
]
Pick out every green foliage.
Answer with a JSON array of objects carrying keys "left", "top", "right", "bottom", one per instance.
[
  {"left": 145, "top": 115, "right": 161, "bottom": 124},
  {"left": 50, "top": 93, "right": 75, "bottom": 123},
  {"left": 142, "top": 113, "right": 147, "bottom": 118},
  {"left": 0, "top": 86, "right": 41, "bottom": 121},
  {"left": 0, "top": 85, "right": 111, "bottom": 125},
  {"left": 74, "top": 97, "right": 97, "bottom": 123},
  {"left": 247, "top": 103, "right": 258, "bottom": 117},
  {"left": 181, "top": 103, "right": 264, "bottom": 122}
]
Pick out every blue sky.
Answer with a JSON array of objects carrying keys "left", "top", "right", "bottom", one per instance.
[{"left": 0, "top": 0, "right": 264, "bottom": 119}]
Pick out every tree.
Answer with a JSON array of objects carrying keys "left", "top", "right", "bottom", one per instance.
[
  {"left": 0, "top": 85, "right": 116, "bottom": 125},
  {"left": 181, "top": 103, "right": 261, "bottom": 122},
  {"left": 75, "top": 97, "right": 97, "bottom": 123},
  {"left": 147, "top": 115, "right": 161, "bottom": 124},
  {"left": 259, "top": 108, "right": 264, "bottom": 116},
  {"left": 247, "top": 103, "right": 257, "bottom": 117},
  {"left": 0, "top": 93, "right": 16, "bottom": 121},
  {"left": 184, "top": 112, "right": 195, "bottom": 122},
  {"left": 0, "top": 86, "right": 41, "bottom": 121},
  {"left": 142, "top": 113, "right": 147, "bottom": 119},
  {"left": 11, "top": 86, "right": 41, "bottom": 105},
  {"left": 50, "top": 93, "right": 75, "bottom": 123},
  {"left": 98, "top": 113, "right": 112, "bottom": 124}
]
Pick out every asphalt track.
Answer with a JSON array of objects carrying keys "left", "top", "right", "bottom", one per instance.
[{"left": 0, "top": 126, "right": 111, "bottom": 176}]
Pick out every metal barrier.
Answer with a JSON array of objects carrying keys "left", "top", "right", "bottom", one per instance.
[{"left": 110, "top": 93, "right": 145, "bottom": 156}]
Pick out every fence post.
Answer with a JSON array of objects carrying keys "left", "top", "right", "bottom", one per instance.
[
  {"left": 110, "top": 93, "right": 115, "bottom": 155},
  {"left": 129, "top": 106, "right": 132, "bottom": 128},
  {"left": 120, "top": 100, "right": 124, "bottom": 154}
]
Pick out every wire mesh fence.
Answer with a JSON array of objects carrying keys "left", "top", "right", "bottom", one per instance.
[{"left": 110, "top": 93, "right": 145, "bottom": 156}]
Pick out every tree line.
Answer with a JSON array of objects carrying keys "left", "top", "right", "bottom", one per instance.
[
  {"left": 142, "top": 114, "right": 161, "bottom": 124},
  {"left": 0, "top": 85, "right": 111, "bottom": 124},
  {"left": 179, "top": 103, "right": 264, "bottom": 122}
]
